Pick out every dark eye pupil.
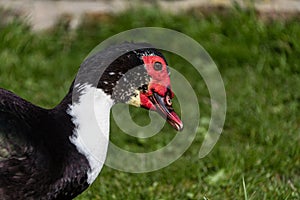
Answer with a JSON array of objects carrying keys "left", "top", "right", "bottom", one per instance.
[{"left": 154, "top": 62, "right": 163, "bottom": 71}]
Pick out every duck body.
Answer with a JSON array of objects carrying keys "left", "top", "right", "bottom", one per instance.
[
  {"left": 0, "top": 42, "right": 183, "bottom": 199},
  {"left": 0, "top": 88, "right": 90, "bottom": 199}
]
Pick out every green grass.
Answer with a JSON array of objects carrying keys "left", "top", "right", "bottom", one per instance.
[{"left": 1, "top": 6, "right": 300, "bottom": 200}]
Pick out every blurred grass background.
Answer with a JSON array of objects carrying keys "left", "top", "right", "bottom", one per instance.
[{"left": 0, "top": 6, "right": 300, "bottom": 200}]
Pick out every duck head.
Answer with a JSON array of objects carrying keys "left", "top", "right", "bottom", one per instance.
[{"left": 95, "top": 43, "right": 183, "bottom": 131}]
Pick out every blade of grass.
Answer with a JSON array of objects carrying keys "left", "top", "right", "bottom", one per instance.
[{"left": 243, "top": 176, "right": 248, "bottom": 200}]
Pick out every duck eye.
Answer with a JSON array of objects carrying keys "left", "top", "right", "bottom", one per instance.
[{"left": 153, "top": 62, "right": 163, "bottom": 71}]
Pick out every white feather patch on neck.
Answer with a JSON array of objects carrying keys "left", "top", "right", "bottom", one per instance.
[{"left": 67, "top": 84, "right": 114, "bottom": 184}]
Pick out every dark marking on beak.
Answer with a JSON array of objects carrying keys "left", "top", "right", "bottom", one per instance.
[{"left": 150, "top": 92, "right": 183, "bottom": 131}]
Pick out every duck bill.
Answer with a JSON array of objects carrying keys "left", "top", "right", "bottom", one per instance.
[{"left": 151, "top": 92, "right": 183, "bottom": 131}]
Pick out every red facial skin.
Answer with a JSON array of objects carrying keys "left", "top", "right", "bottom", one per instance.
[
  {"left": 140, "top": 56, "right": 173, "bottom": 110},
  {"left": 139, "top": 55, "right": 183, "bottom": 131}
]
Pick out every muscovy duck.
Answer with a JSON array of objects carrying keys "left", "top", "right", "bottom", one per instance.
[{"left": 0, "top": 42, "right": 183, "bottom": 199}]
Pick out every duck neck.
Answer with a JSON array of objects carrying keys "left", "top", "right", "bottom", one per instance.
[{"left": 56, "top": 83, "right": 114, "bottom": 184}]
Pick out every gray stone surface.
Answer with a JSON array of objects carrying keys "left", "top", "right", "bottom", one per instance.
[{"left": 0, "top": 0, "right": 299, "bottom": 30}]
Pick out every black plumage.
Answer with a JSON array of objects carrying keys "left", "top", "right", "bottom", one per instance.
[
  {"left": 0, "top": 88, "right": 90, "bottom": 199},
  {"left": 0, "top": 42, "right": 167, "bottom": 199}
]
